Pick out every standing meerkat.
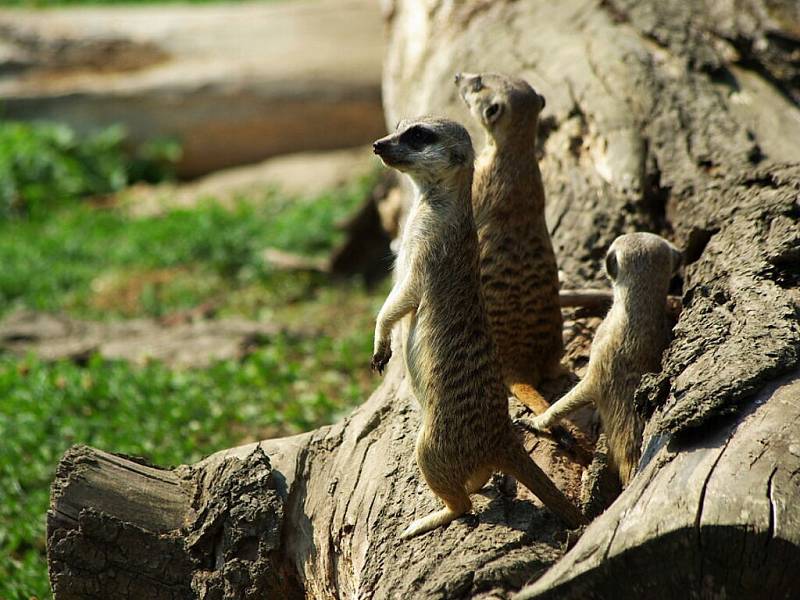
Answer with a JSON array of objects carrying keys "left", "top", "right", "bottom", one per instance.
[
  {"left": 371, "top": 116, "right": 586, "bottom": 538},
  {"left": 455, "top": 72, "right": 564, "bottom": 417},
  {"left": 530, "top": 233, "right": 682, "bottom": 485}
]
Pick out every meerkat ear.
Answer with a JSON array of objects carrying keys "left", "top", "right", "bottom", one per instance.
[
  {"left": 605, "top": 249, "right": 618, "bottom": 280},
  {"left": 483, "top": 102, "right": 503, "bottom": 124}
]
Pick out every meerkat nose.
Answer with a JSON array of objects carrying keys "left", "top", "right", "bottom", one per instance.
[
  {"left": 454, "top": 72, "right": 463, "bottom": 84},
  {"left": 373, "top": 140, "right": 388, "bottom": 155}
]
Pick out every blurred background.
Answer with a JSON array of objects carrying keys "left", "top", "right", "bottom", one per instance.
[{"left": 0, "top": 1, "right": 392, "bottom": 597}]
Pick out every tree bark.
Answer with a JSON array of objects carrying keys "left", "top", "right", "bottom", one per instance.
[
  {"left": 48, "top": 0, "right": 800, "bottom": 597},
  {"left": 48, "top": 357, "right": 591, "bottom": 599}
]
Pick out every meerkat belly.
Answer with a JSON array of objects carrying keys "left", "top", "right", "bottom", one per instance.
[
  {"left": 403, "top": 309, "right": 425, "bottom": 407},
  {"left": 407, "top": 290, "right": 509, "bottom": 439}
]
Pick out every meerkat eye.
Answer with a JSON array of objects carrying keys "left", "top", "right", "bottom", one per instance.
[
  {"left": 605, "top": 250, "right": 619, "bottom": 280},
  {"left": 400, "top": 126, "right": 439, "bottom": 150},
  {"left": 484, "top": 103, "right": 502, "bottom": 123}
]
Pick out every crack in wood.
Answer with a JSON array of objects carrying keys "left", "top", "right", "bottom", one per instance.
[
  {"left": 764, "top": 465, "right": 779, "bottom": 558},
  {"left": 693, "top": 432, "right": 733, "bottom": 591}
]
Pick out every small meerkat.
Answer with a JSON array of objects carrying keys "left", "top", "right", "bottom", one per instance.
[
  {"left": 530, "top": 232, "right": 682, "bottom": 485},
  {"left": 455, "top": 72, "right": 563, "bottom": 417},
  {"left": 370, "top": 116, "right": 586, "bottom": 539}
]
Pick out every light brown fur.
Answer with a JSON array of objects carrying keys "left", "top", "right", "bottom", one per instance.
[
  {"left": 371, "top": 116, "right": 586, "bottom": 538},
  {"left": 456, "top": 72, "right": 564, "bottom": 405},
  {"left": 530, "top": 233, "right": 682, "bottom": 485}
]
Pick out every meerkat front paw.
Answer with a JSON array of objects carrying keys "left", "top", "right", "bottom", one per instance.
[
  {"left": 371, "top": 341, "right": 392, "bottom": 374},
  {"left": 529, "top": 413, "right": 554, "bottom": 432}
]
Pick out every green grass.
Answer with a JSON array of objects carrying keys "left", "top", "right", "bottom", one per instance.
[
  {"left": 0, "top": 174, "right": 377, "bottom": 318},
  {"left": 0, "top": 121, "right": 178, "bottom": 219},
  {"left": 0, "top": 332, "right": 374, "bottom": 599},
  {"left": 0, "top": 171, "right": 388, "bottom": 598}
]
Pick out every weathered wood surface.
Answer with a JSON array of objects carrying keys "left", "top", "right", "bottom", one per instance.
[
  {"left": 516, "top": 368, "right": 800, "bottom": 599},
  {"left": 48, "top": 449, "right": 197, "bottom": 599},
  {"left": 48, "top": 0, "right": 800, "bottom": 597},
  {"left": 48, "top": 358, "right": 590, "bottom": 599},
  {"left": 0, "top": 311, "right": 292, "bottom": 368}
]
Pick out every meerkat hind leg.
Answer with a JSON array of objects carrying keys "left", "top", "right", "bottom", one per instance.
[
  {"left": 509, "top": 383, "right": 551, "bottom": 415},
  {"left": 400, "top": 487, "right": 472, "bottom": 540},
  {"left": 465, "top": 466, "right": 493, "bottom": 494}
]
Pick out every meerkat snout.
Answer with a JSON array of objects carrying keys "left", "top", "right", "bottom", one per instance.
[
  {"left": 372, "top": 139, "right": 388, "bottom": 154},
  {"left": 455, "top": 72, "right": 483, "bottom": 93}
]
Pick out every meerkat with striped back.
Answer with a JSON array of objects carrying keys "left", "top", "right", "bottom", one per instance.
[
  {"left": 371, "top": 116, "right": 586, "bottom": 538},
  {"left": 456, "top": 72, "right": 591, "bottom": 458}
]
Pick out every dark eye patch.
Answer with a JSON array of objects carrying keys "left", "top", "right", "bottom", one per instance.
[{"left": 400, "top": 125, "right": 439, "bottom": 150}]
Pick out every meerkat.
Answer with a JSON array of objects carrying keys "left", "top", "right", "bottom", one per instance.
[
  {"left": 454, "top": 72, "right": 564, "bottom": 417},
  {"left": 530, "top": 232, "right": 682, "bottom": 485},
  {"left": 370, "top": 116, "right": 586, "bottom": 539}
]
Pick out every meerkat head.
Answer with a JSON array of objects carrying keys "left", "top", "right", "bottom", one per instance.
[
  {"left": 372, "top": 116, "right": 474, "bottom": 189},
  {"left": 455, "top": 72, "right": 546, "bottom": 144},
  {"left": 605, "top": 232, "right": 683, "bottom": 290}
]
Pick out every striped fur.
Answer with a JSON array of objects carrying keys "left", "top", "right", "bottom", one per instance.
[
  {"left": 457, "top": 72, "right": 564, "bottom": 409},
  {"left": 371, "top": 117, "right": 586, "bottom": 538}
]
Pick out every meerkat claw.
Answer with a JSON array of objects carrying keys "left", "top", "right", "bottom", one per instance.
[
  {"left": 371, "top": 347, "right": 391, "bottom": 374},
  {"left": 528, "top": 415, "right": 551, "bottom": 432}
]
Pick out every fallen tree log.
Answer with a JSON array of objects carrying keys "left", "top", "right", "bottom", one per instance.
[
  {"left": 48, "top": 358, "right": 589, "bottom": 599},
  {"left": 517, "top": 368, "right": 800, "bottom": 600},
  {"left": 48, "top": 0, "right": 800, "bottom": 597}
]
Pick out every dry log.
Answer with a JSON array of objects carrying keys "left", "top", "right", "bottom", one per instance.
[
  {"left": 48, "top": 0, "right": 800, "bottom": 597},
  {"left": 0, "top": 311, "right": 293, "bottom": 369},
  {"left": 558, "top": 289, "right": 681, "bottom": 319},
  {"left": 48, "top": 360, "right": 586, "bottom": 599},
  {"left": 517, "top": 368, "right": 800, "bottom": 599}
]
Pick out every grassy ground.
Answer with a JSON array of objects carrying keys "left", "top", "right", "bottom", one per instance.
[{"left": 0, "top": 164, "right": 387, "bottom": 598}]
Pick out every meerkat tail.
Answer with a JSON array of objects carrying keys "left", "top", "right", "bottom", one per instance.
[
  {"left": 509, "top": 382, "right": 550, "bottom": 414},
  {"left": 400, "top": 507, "right": 465, "bottom": 540},
  {"left": 499, "top": 444, "right": 588, "bottom": 529}
]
